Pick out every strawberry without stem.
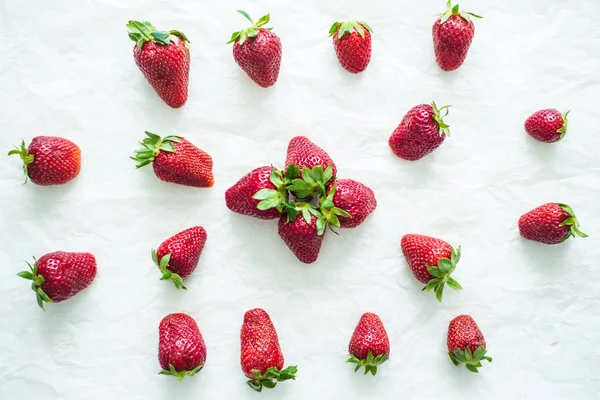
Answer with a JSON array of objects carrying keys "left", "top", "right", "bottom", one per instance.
[
  {"left": 347, "top": 312, "right": 390, "bottom": 376},
  {"left": 447, "top": 315, "right": 491, "bottom": 373},
  {"left": 323, "top": 179, "right": 376, "bottom": 229},
  {"left": 525, "top": 109, "right": 570, "bottom": 143},
  {"left": 158, "top": 313, "right": 206, "bottom": 380},
  {"left": 329, "top": 20, "right": 373, "bottom": 73},
  {"left": 519, "top": 203, "right": 587, "bottom": 245}
]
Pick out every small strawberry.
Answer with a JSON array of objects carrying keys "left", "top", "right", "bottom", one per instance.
[
  {"left": 329, "top": 20, "right": 373, "bottom": 73},
  {"left": 17, "top": 251, "right": 97, "bottom": 310},
  {"left": 285, "top": 136, "right": 337, "bottom": 181},
  {"left": 347, "top": 312, "right": 390, "bottom": 376},
  {"left": 432, "top": 1, "right": 482, "bottom": 71},
  {"left": 401, "top": 234, "right": 462, "bottom": 302},
  {"left": 9, "top": 137, "right": 81, "bottom": 186},
  {"left": 228, "top": 11, "right": 282, "bottom": 88},
  {"left": 388, "top": 102, "right": 451, "bottom": 161},
  {"left": 240, "top": 308, "right": 297, "bottom": 392},
  {"left": 278, "top": 203, "right": 325, "bottom": 264},
  {"left": 322, "top": 179, "right": 376, "bottom": 229},
  {"left": 158, "top": 313, "right": 206, "bottom": 380},
  {"left": 525, "top": 109, "right": 570, "bottom": 143},
  {"left": 519, "top": 203, "right": 587, "bottom": 245},
  {"left": 127, "top": 20, "right": 190, "bottom": 108},
  {"left": 152, "top": 226, "right": 207, "bottom": 290},
  {"left": 131, "top": 132, "right": 214, "bottom": 187},
  {"left": 447, "top": 315, "right": 491, "bottom": 373}
]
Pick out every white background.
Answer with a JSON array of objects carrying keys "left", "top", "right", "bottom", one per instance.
[{"left": 0, "top": 0, "right": 599, "bottom": 399}]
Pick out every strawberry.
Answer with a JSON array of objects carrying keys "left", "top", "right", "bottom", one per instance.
[
  {"left": 401, "top": 234, "right": 462, "bottom": 302},
  {"left": 519, "top": 203, "right": 587, "bottom": 245},
  {"left": 132, "top": 132, "right": 214, "bottom": 187},
  {"left": 278, "top": 204, "right": 325, "bottom": 264},
  {"left": 432, "top": 1, "right": 482, "bottom": 71},
  {"left": 285, "top": 136, "right": 337, "bottom": 181},
  {"left": 152, "top": 226, "right": 207, "bottom": 290},
  {"left": 388, "top": 102, "right": 451, "bottom": 161},
  {"left": 228, "top": 11, "right": 282, "bottom": 88},
  {"left": 158, "top": 313, "right": 206, "bottom": 380},
  {"left": 525, "top": 109, "right": 570, "bottom": 143},
  {"left": 322, "top": 179, "right": 376, "bottom": 229},
  {"left": 18, "top": 251, "right": 96, "bottom": 310},
  {"left": 240, "top": 308, "right": 297, "bottom": 392},
  {"left": 447, "top": 315, "right": 491, "bottom": 373},
  {"left": 329, "top": 20, "right": 373, "bottom": 73},
  {"left": 127, "top": 20, "right": 190, "bottom": 108},
  {"left": 347, "top": 312, "right": 390, "bottom": 376},
  {"left": 9, "top": 137, "right": 81, "bottom": 186}
]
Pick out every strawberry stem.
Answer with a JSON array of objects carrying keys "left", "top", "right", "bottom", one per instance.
[
  {"left": 557, "top": 203, "right": 588, "bottom": 240},
  {"left": 126, "top": 20, "right": 189, "bottom": 49},
  {"left": 423, "top": 245, "right": 462, "bottom": 302},
  {"left": 431, "top": 101, "right": 451, "bottom": 137},
  {"left": 17, "top": 257, "right": 54, "bottom": 310},
  {"left": 246, "top": 366, "right": 298, "bottom": 392},
  {"left": 152, "top": 250, "right": 187, "bottom": 290},
  {"left": 131, "top": 131, "right": 181, "bottom": 169},
  {"left": 159, "top": 363, "right": 203, "bottom": 381},
  {"left": 8, "top": 140, "right": 34, "bottom": 184},
  {"left": 347, "top": 351, "right": 389, "bottom": 376},
  {"left": 439, "top": 1, "right": 482, "bottom": 24},
  {"left": 557, "top": 110, "right": 570, "bottom": 140},
  {"left": 228, "top": 11, "right": 272, "bottom": 45},
  {"left": 448, "top": 345, "right": 492, "bottom": 373}
]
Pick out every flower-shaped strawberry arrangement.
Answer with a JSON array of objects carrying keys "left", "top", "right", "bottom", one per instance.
[{"left": 226, "top": 136, "right": 377, "bottom": 263}]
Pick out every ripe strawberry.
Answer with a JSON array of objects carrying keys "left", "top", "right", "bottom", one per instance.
[
  {"left": 519, "top": 203, "right": 587, "bottom": 244},
  {"left": 323, "top": 179, "right": 377, "bottom": 229},
  {"left": 447, "top": 315, "right": 491, "bottom": 373},
  {"left": 18, "top": 251, "right": 97, "bottom": 310},
  {"left": 9, "top": 137, "right": 81, "bottom": 186},
  {"left": 240, "top": 308, "right": 297, "bottom": 392},
  {"left": 228, "top": 11, "right": 282, "bottom": 88},
  {"left": 347, "top": 312, "right": 390, "bottom": 376},
  {"left": 132, "top": 132, "right": 214, "bottom": 187},
  {"left": 158, "top": 313, "right": 206, "bottom": 380},
  {"left": 388, "top": 102, "right": 451, "bottom": 161},
  {"left": 278, "top": 204, "right": 325, "bottom": 264},
  {"left": 152, "top": 226, "right": 207, "bottom": 290},
  {"left": 432, "top": 1, "right": 482, "bottom": 71},
  {"left": 127, "top": 20, "right": 190, "bottom": 108},
  {"left": 525, "top": 109, "right": 570, "bottom": 143},
  {"left": 285, "top": 136, "right": 337, "bottom": 180},
  {"left": 401, "top": 234, "right": 462, "bottom": 302},
  {"left": 329, "top": 20, "right": 373, "bottom": 73}
]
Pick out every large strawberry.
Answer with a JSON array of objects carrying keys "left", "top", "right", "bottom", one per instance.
[
  {"left": 152, "top": 226, "right": 207, "bottom": 290},
  {"left": 240, "top": 308, "right": 297, "bottom": 392},
  {"left": 525, "top": 109, "right": 570, "bottom": 143},
  {"left": 127, "top": 20, "right": 190, "bottom": 108},
  {"left": 447, "top": 315, "right": 491, "bottom": 373},
  {"left": 285, "top": 136, "right": 337, "bottom": 179},
  {"left": 432, "top": 1, "right": 482, "bottom": 71},
  {"left": 388, "top": 102, "right": 451, "bottom": 161},
  {"left": 347, "top": 312, "right": 390, "bottom": 376},
  {"left": 158, "top": 313, "right": 206, "bottom": 380},
  {"left": 9, "top": 137, "right": 81, "bottom": 186},
  {"left": 329, "top": 20, "right": 373, "bottom": 73},
  {"left": 228, "top": 11, "right": 282, "bottom": 88},
  {"left": 131, "top": 132, "right": 214, "bottom": 187},
  {"left": 18, "top": 251, "right": 97, "bottom": 310},
  {"left": 400, "top": 234, "right": 462, "bottom": 302},
  {"left": 322, "top": 179, "right": 376, "bottom": 229},
  {"left": 278, "top": 204, "right": 325, "bottom": 264},
  {"left": 519, "top": 203, "right": 587, "bottom": 245}
]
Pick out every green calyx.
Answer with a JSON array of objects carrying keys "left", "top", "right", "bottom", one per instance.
[
  {"left": 247, "top": 366, "right": 298, "bottom": 392},
  {"left": 318, "top": 182, "right": 352, "bottom": 235},
  {"left": 152, "top": 250, "right": 187, "bottom": 290},
  {"left": 556, "top": 110, "right": 571, "bottom": 140},
  {"left": 126, "top": 20, "right": 189, "bottom": 50},
  {"left": 282, "top": 201, "right": 324, "bottom": 233},
  {"left": 228, "top": 10, "right": 272, "bottom": 45},
  {"left": 252, "top": 165, "right": 298, "bottom": 213},
  {"left": 347, "top": 351, "right": 389, "bottom": 376},
  {"left": 432, "top": 101, "right": 451, "bottom": 137},
  {"left": 448, "top": 345, "right": 492, "bottom": 373},
  {"left": 286, "top": 165, "right": 334, "bottom": 200},
  {"left": 423, "top": 245, "right": 462, "bottom": 302},
  {"left": 557, "top": 203, "right": 588, "bottom": 240},
  {"left": 8, "top": 140, "right": 34, "bottom": 184},
  {"left": 131, "top": 131, "right": 181, "bottom": 169},
  {"left": 159, "top": 363, "right": 203, "bottom": 381},
  {"left": 17, "top": 257, "right": 54, "bottom": 310},
  {"left": 329, "top": 20, "right": 373, "bottom": 40},
  {"left": 439, "top": 1, "right": 483, "bottom": 24}
]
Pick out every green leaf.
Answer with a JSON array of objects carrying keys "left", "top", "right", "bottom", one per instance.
[
  {"left": 236, "top": 10, "right": 254, "bottom": 24},
  {"left": 302, "top": 209, "right": 311, "bottom": 225},
  {"left": 473, "top": 345, "right": 485, "bottom": 360},
  {"left": 448, "top": 352, "right": 459, "bottom": 366},
  {"left": 322, "top": 199, "right": 334, "bottom": 209},
  {"left": 239, "top": 30, "right": 247, "bottom": 45},
  {"left": 253, "top": 189, "right": 277, "bottom": 201},
  {"left": 323, "top": 166, "right": 333, "bottom": 184},
  {"left": 257, "top": 197, "right": 280, "bottom": 211},
  {"left": 261, "top": 380, "right": 276, "bottom": 389},
  {"left": 446, "top": 277, "right": 463, "bottom": 290},
  {"left": 435, "top": 283, "right": 445, "bottom": 302},
  {"left": 423, "top": 278, "right": 442, "bottom": 292},
  {"left": 247, "top": 380, "right": 262, "bottom": 392},
  {"left": 466, "top": 364, "right": 479, "bottom": 373},
  {"left": 437, "top": 258, "right": 452, "bottom": 273},
  {"left": 285, "top": 164, "right": 300, "bottom": 180},
  {"left": 17, "top": 271, "right": 34, "bottom": 280},
  {"left": 316, "top": 217, "right": 326, "bottom": 236},
  {"left": 358, "top": 21, "right": 373, "bottom": 32},
  {"left": 256, "top": 14, "right": 270, "bottom": 27},
  {"left": 159, "top": 253, "right": 171, "bottom": 270},
  {"left": 465, "top": 346, "right": 473, "bottom": 360},
  {"left": 426, "top": 266, "right": 443, "bottom": 278}
]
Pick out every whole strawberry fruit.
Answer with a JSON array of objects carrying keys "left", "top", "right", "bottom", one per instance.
[
  {"left": 127, "top": 20, "right": 190, "bottom": 108},
  {"left": 18, "top": 251, "right": 97, "bottom": 310},
  {"left": 226, "top": 166, "right": 287, "bottom": 220},
  {"left": 432, "top": 1, "right": 482, "bottom": 71},
  {"left": 241, "top": 308, "right": 297, "bottom": 392},
  {"left": 158, "top": 313, "right": 206, "bottom": 380},
  {"left": 9, "top": 137, "right": 81, "bottom": 186},
  {"left": 229, "top": 11, "right": 282, "bottom": 88},
  {"left": 278, "top": 205, "right": 325, "bottom": 264},
  {"left": 329, "top": 20, "right": 373, "bottom": 73},
  {"left": 323, "top": 179, "right": 376, "bottom": 229},
  {"left": 447, "top": 315, "right": 491, "bottom": 373},
  {"left": 285, "top": 136, "right": 337, "bottom": 179},
  {"left": 388, "top": 102, "right": 451, "bottom": 161},
  {"left": 519, "top": 203, "right": 587, "bottom": 244},
  {"left": 347, "top": 312, "right": 390, "bottom": 376},
  {"left": 132, "top": 131, "right": 214, "bottom": 187},
  {"left": 153, "top": 226, "right": 207, "bottom": 290},
  {"left": 525, "top": 109, "right": 570, "bottom": 143},
  {"left": 401, "top": 234, "right": 462, "bottom": 302}
]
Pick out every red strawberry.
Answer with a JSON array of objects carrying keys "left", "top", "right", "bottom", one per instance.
[
  {"left": 226, "top": 166, "right": 287, "bottom": 220},
  {"left": 525, "top": 109, "right": 570, "bottom": 143},
  {"left": 388, "top": 102, "right": 451, "bottom": 161},
  {"left": 323, "top": 179, "right": 377, "bottom": 229},
  {"left": 132, "top": 132, "right": 214, "bottom": 187},
  {"left": 285, "top": 136, "right": 337, "bottom": 179},
  {"left": 447, "top": 315, "right": 491, "bottom": 373},
  {"left": 278, "top": 204, "right": 325, "bottom": 264},
  {"left": 400, "top": 234, "right": 462, "bottom": 302},
  {"left": 9, "top": 137, "right": 81, "bottom": 186},
  {"left": 127, "top": 21, "right": 190, "bottom": 108},
  {"left": 240, "top": 308, "right": 297, "bottom": 392},
  {"left": 158, "top": 313, "right": 206, "bottom": 380},
  {"left": 519, "top": 203, "right": 587, "bottom": 245},
  {"left": 432, "top": 1, "right": 482, "bottom": 71},
  {"left": 329, "top": 20, "right": 373, "bottom": 73},
  {"left": 229, "top": 11, "right": 282, "bottom": 88},
  {"left": 153, "top": 226, "right": 207, "bottom": 290},
  {"left": 18, "top": 251, "right": 96, "bottom": 310},
  {"left": 347, "top": 312, "right": 390, "bottom": 376}
]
